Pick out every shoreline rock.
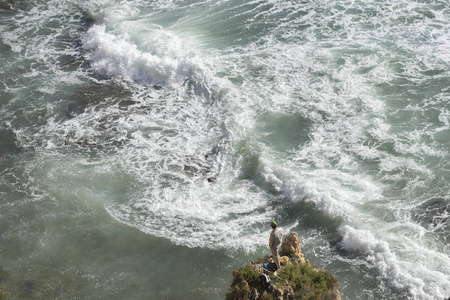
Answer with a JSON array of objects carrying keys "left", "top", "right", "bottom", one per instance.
[
  {"left": 0, "top": 1, "right": 13, "bottom": 11},
  {"left": 227, "top": 232, "right": 341, "bottom": 300}
]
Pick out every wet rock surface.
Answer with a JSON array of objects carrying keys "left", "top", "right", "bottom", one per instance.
[
  {"left": 0, "top": 1, "right": 13, "bottom": 11},
  {"left": 412, "top": 198, "right": 449, "bottom": 244}
]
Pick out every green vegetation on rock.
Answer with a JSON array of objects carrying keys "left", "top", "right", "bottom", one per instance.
[
  {"left": 227, "top": 260, "right": 339, "bottom": 300},
  {"left": 279, "top": 263, "right": 338, "bottom": 299},
  {"left": 227, "top": 232, "right": 340, "bottom": 300},
  {"left": 230, "top": 264, "right": 263, "bottom": 290}
]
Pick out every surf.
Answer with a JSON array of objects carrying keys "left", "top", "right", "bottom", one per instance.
[{"left": 0, "top": 0, "right": 449, "bottom": 299}]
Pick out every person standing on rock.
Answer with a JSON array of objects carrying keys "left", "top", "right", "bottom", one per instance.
[{"left": 269, "top": 221, "right": 284, "bottom": 270}]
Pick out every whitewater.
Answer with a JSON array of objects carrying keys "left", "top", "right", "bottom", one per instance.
[{"left": 0, "top": 0, "right": 449, "bottom": 299}]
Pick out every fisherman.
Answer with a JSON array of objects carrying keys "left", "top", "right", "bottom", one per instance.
[{"left": 269, "top": 221, "right": 284, "bottom": 270}]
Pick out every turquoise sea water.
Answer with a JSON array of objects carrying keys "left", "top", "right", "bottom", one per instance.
[{"left": 1, "top": 0, "right": 449, "bottom": 299}]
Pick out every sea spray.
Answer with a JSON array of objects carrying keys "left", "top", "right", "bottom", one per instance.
[{"left": 81, "top": 24, "right": 193, "bottom": 86}]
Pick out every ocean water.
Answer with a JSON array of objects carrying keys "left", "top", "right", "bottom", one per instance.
[{"left": 1, "top": 0, "right": 449, "bottom": 299}]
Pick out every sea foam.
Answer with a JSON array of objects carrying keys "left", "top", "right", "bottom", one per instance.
[
  {"left": 81, "top": 24, "right": 199, "bottom": 86},
  {"left": 257, "top": 153, "right": 450, "bottom": 299},
  {"left": 339, "top": 225, "right": 450, "bottom": 299}
]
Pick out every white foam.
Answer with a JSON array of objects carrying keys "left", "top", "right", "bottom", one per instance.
[
  {"left": 105, "top": 179, "right": 281, "bottom": 252},
  {"left": 81, "top": 24, "right": 201, "bottom": 86},
  {"left": 339, "top": 225, "right": 450, "bottom": 299},
  {"left": 257, "top": 154, "right": 381, "bottom": 220},
  {"left": 257, "top": 151, "right": 450, "bottom": 298},
  {"left": 6, "top": 0, "right": 449, "bottom": 298}
]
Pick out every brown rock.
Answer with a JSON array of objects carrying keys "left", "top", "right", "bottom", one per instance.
[
  {"left": 228, "top": 231, "right": 341, "bottom": 300},
  {"left": 234, "top": 280, "right": 250, "bottom": 300},
  {"left": 249, "top": 288, "right": 259, "bottom": 300},
  {"left": 330, "top": 288, "right": 342, "bottom": 300},
  {"left": 260, "top": 291, "right": 268, "bottom": 299},
  {"left": 281, "top": 232, "right": 307, "bottom": 264},
  {"left": 283, "top": 285, "right": 294, "bottom": 300},
  {"left": 237, "top": 280, "right": 248, "bottom": 288},
  {"left": 273, "top": 287, "right": 284, "bottom": 300}
]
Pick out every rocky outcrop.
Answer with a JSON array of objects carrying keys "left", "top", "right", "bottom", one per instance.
[
  {"left": 227, "top": 232, "right": 341, "bottom": 300},
  {"left": 280, "top": 231, "right": 307, "bottom": 264}
]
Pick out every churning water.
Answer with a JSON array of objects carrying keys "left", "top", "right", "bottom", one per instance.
[{"left": 1, "top": 0, "right": 449, "bottom": 299}]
